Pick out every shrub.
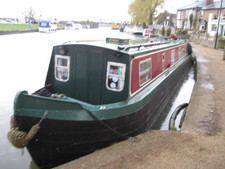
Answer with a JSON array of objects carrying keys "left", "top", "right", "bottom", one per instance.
[
  {"left": 166, "top": 27, "right": 171, "bottom": 36},
  {"left": 161, "top": 26, "right": 165, "bottom": 36},
  {"left": 177, "top": 29, "right": 188, "bottom": 35}
]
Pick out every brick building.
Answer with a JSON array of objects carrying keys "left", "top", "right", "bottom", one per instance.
[{"left": 177, "top": 0, "right": 225, "bottom": 37}]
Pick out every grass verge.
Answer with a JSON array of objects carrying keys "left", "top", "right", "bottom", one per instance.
[
  {"left": 0, "top": 23, "right": 64, "bottom": 31},
  {"left": 0, "top": 24, "right": 38, "bottom": 31}
]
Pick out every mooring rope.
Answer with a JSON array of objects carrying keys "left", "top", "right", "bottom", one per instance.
[
  {"left": 83, "top": 108, "right": 139, "bottom": 143},
  {"left": 7, "top": 111, "right": 48, "bottom": 148}
]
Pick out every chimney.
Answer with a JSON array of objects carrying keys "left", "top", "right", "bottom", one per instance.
[{"left": 205, "top": 0, "right": 213, "bottom": 5}]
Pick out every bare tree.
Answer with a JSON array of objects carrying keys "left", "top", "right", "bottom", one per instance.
[{"left": 22, "top": 8, "right": 36, "bottom": 23}]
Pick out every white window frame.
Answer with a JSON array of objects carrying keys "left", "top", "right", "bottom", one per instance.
[
  {"left": 177, "top": 11, "right": 181, "bottom": 19},
  {"left": 171, "top": 50, "right": 176, "bottom": 65},
  {"left": 55, "top": 55, "right": 70, "bottom": 82},
  {"left": 106, "top": 62, "right": 126, "bottom": 92},
  {"left": 139, "top": 58, "right": 152, "bottom": 86}
]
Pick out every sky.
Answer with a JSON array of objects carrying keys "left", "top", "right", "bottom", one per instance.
[{"left": 0, "top": 0, "right": 197, "bottom": 21}]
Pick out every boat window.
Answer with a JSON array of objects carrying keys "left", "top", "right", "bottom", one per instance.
[
  {"left": 179, "top": 47, "right": 182, "bottom": 58},
  {"left": 55, "top": 55, "right": 70, "bottom": 82},
  {"left": 171, "top": 50, "right": 176, "bottom": 65},
  {"left": 162, "top": 53, "right": 165, "bottom": 71},
  {"left": 179, "top": 46, "right": 186, "bottom": 59},
  {"left": 183, "top": 46, "right": 187, "bottom": 56},
  {"left": 39, "top": 22, "right": 49, "bottom": 27},
  {"left": 139, "top": 58, "right": 152, "bottom": 86},
  {"left": 106, "top": 62, "right": 126, "bottom": 92}
]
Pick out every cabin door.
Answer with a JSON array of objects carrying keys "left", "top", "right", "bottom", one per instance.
[{"left": 73, "top": 46, "right": 105, "bottom": 105}]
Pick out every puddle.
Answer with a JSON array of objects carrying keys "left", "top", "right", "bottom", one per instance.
[
  {"left": 199, "top": 64, "right": 208, "bottom": 75},
  {"left": 201, "top": 83, "right": 214, "bottom": 90},
  {"left": 192, "top": 47, "right": 208, "bottom": 63},
  {"left": 197, "top": 55, "right": 208, "bottom": 63}
]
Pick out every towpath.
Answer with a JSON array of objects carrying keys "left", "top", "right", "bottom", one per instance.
[{"left": 55, "top": 43, "right": 225, "bottom": 169}]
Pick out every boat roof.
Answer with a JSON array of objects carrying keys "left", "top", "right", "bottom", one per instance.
[
  {"left": 39, "top": 20, "right": 52, "bottom": 23},
  {"left": 60, "top": 38, "right": 187, "bottom": 55}
]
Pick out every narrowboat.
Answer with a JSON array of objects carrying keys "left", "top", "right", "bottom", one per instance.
[
  {"left": 132, "top": 26, "right": 144, "bottom": 36},
  {"left": 64, "top": 22, "right": 75, "bottom": 30},
  {"left": 111, "top": 23, "right": 119, "bottom": 30},
  {"left": 38, "top": 20, "right": 57, "bottom": 32},
  {"left": 65, "top": 22, "right": 82, "bottom": 30},
  {"left": 8, "top": 38, "right": 193, "bottom": 168}
]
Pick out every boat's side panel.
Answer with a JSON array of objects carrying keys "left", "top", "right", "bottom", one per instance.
[
  {"left": 130, "top": 51, "right": 162, "bottom": 94},
  {"left": 130, "top": 44, "right": 187, "bottom": 94}
]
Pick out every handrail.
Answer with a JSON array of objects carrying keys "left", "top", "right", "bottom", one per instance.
[
  {"left": 62, "top": 39, "right": 104, "bottom": 45},
  {"left": 118, "top": 41, "right": 173, "bottom": 51}
]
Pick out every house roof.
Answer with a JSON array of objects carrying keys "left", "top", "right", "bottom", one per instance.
[
  {"left": 177, "top": 1, "right": 206, "bottom": 10},
  {"left": 202, "top": 1, "right": 225, "bottom": 10},
  {"left": 155, "top": 12, "right": 176, "bottom": 24},
  {"left": 177, "top": 0, "right": 225, "bottom": 11}
]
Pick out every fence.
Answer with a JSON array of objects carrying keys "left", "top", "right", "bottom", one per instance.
[{"left": 190, "top": 33, "right": 215, "bottom": 48}]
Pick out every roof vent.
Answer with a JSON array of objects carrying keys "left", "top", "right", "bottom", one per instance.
[{"left": 106, "top": 37, "right": 129, "bottom": 45}]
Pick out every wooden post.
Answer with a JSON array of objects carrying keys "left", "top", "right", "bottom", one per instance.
[
  {"left": 223, "top": 46, "right": 225, "bottom": 60},
  {"left": 214, "top": 0, "right": 223, "bottom": 49}
]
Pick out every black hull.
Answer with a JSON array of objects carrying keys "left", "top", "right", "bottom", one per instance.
[{"left": 15, "top": 59, "right": 191, "bottom": 168}]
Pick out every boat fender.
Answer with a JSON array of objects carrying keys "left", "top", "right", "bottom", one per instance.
[{"left": 7, "top": 112, "right": 48, "bottom": 148}]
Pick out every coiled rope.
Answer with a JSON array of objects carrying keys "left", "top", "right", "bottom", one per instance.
[{"left": 7, "top": 111, "right": 48, "bottom": 148}]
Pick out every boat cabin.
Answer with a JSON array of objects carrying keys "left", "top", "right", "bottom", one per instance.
[
  {"left": 44, "top": 38, "right": 188, "bottom": 105},
  {"left": 38, "top": 20, "right": 57, "bottom": 32}
]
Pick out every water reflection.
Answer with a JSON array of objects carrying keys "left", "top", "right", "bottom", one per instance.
[
  {"left": 0, "top": 28, "right": 134, "bottom": 169},
  {"left": 0, "top": 32, "right": 76, "bottom": 169}
]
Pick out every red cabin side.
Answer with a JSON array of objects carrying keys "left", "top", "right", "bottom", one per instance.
[{"left": 130, "top": 44, "right": 188, "bottom": 95}]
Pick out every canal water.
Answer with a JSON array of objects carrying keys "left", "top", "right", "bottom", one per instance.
[
  {"left": 160, "top": 69, "right": 195, "bottom": 130},
  {"left": 0, "top": 28, "right": 195, "bottom": 169}
]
